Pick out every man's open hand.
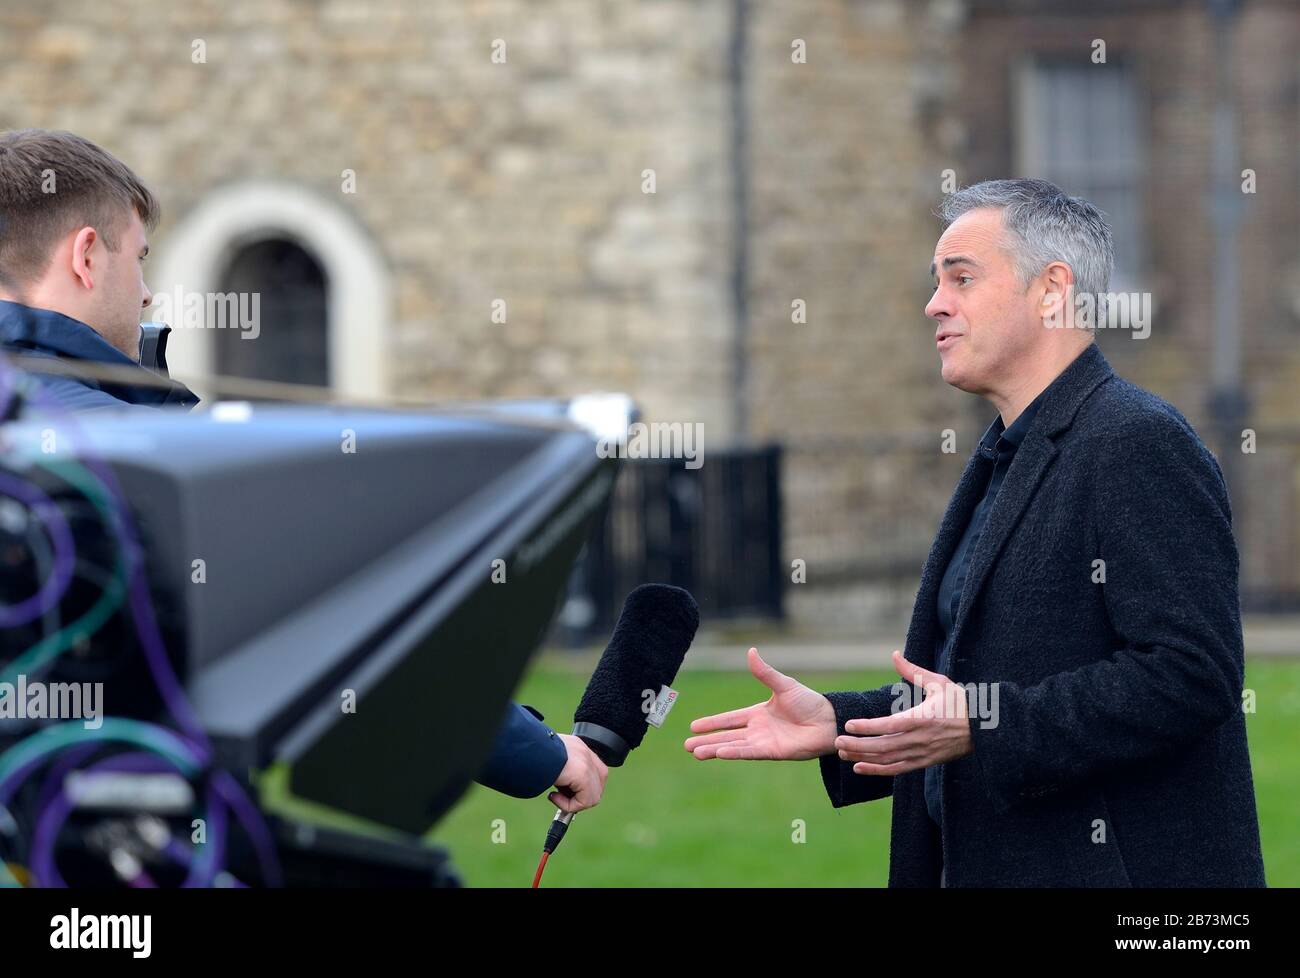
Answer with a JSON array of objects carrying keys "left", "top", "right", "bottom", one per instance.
[{"left": 684, "top": 647, "right": 837, "bottom": 761}]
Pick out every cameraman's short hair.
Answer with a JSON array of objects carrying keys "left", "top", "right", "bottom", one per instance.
[{"left": 0, "top": 129, "right": 159, "bottom": 291}]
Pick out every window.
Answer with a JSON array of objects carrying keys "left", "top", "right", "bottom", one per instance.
[{"left": 1015, "top": 59, "right": 1146, "bottom": 297}]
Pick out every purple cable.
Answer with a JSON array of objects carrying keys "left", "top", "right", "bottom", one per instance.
[
  {"left": 27, "top": 787, "right": 74, "bottom": 886},
  {"left": 0, "top": 471, "right": 76, "bottom": 629},
  {"left": 28, "top": 752, "right": 224, "bottom": 888},
  {"left": 0, "top": 749, "right": 65, "bottom": 808},
  {"left": 212, "top": 769, "right": 282, "bottom": 887},
  {"left": 16, "top": 757, "right": 277, "bottom": 888},
  {"left": 161, "top": 835, "right": 191, "bottom": 865},
  {"left": 31, "top": 741, "right": 102, "bottom": 814},
  {"left": 11, "top": 367, "right": 208, "bottom": 746},
  {"left": 2, "top": 357, "right": 279, "bottom": 885},
  {"left": 195, "top": 781, "right": 227, "bottom": 888}
]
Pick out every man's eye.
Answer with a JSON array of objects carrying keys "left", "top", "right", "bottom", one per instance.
[{"left": 958, "top": 275, "right": 972, "bottom": 285}]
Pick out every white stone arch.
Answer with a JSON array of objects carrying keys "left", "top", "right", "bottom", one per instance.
[{"left": 153, "top": 181, "right": 390, "bottom": 401}]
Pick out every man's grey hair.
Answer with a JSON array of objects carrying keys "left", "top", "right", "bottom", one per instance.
[{"left": 936, "top": 178, "right": 1114, "bottom": 328}]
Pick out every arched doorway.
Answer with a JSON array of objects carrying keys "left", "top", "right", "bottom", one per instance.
[
  {"left": 153, "top": 181, "right": 391, "bottom": 401},
  {"left": 216, "top": 237, "right": 329, "bottom": 387}
]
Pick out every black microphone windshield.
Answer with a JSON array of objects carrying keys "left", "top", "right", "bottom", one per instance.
[{"left": 572, "top": 584, "right": 699, "bottom": 765}]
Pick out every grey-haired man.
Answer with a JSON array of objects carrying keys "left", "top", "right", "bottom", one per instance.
[{"left": 686, "top": 178, "right": 1266, "bottom": 888}]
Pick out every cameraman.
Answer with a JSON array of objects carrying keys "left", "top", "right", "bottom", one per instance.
[{"left": 0, "top": 127, "right": 606, "bottom": 812}]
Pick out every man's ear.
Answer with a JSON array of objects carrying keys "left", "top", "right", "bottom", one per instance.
[
  {"left": 1037, "top": 260, "right": 1074, "bottom": 330},
  {"left": 69, "top": 226, "right": 98, "bottom": 291}
]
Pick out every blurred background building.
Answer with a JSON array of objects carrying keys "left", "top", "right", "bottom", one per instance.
[{"left": 3, "top": 0, "right": 1297, "bottom": 639}]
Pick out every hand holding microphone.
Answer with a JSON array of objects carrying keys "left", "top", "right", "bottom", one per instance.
[
  {"left": 532, "top": 583, "right": 699, "bottom": 885},
  {"left": 547, "top": 734, "right": 609, "bottom": 813}
]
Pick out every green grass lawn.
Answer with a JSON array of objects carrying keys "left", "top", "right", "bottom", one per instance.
[{"left": 427, "top": 659, "right": 1300, "bottom": 887}]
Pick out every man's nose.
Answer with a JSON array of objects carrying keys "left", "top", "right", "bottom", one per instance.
[
  {"left": 141, "top": 284, "right": 153, "bottom": 309},
  {"left": 925, "top": 286, "right": 952, "bottom": 321}
]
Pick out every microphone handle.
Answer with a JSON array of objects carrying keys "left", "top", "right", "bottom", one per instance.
[
  {"left": 572, "top": 721, "right": 631, "bottom": 767},
  {"left": 544, "top": 808, "right": 575, "bottom": 854},
  {"left": 540, "top": 722, "right": 630, "bottom": 856}
]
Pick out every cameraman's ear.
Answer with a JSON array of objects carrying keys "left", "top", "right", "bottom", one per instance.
[{"left": 70, "top": 226, "right": 98, "bottom": 290}]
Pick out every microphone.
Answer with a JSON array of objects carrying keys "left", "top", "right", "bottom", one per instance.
[
  {"left": 573, "top": 583, "right": 700, "bottom": 765},
  {"left": 537, "top": 584, "right": 699, "bottom": 873}
]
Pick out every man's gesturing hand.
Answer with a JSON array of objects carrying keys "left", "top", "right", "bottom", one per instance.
[
  {"left": 684, "top": 647, "right": 837, "bottom": 761},
  {"left": 835, "top": 650, "right": 974, "bottom": 776},
  {"left": 550, "top": 734, "right": 609, "bottom": 813}
]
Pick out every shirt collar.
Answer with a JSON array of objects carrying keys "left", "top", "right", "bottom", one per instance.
[{"left": 977, "top": 378, "right": 1053, "bottom": 457}]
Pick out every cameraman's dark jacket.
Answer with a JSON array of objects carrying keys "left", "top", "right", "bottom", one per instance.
[{"left": 0, "top": 300, "right": 198, "bottom": 411}]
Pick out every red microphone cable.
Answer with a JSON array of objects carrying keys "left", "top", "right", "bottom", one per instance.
[
  {"left": 530, "top": 851, "right": 549, "bottom": 888},
  {"left": 530, "top": 809, "right": 575, "bottom": 888}
]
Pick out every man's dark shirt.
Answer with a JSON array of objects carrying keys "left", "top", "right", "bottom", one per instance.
[{"left": 925, "top": 384, "right": 1050, "bottom": 830}]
